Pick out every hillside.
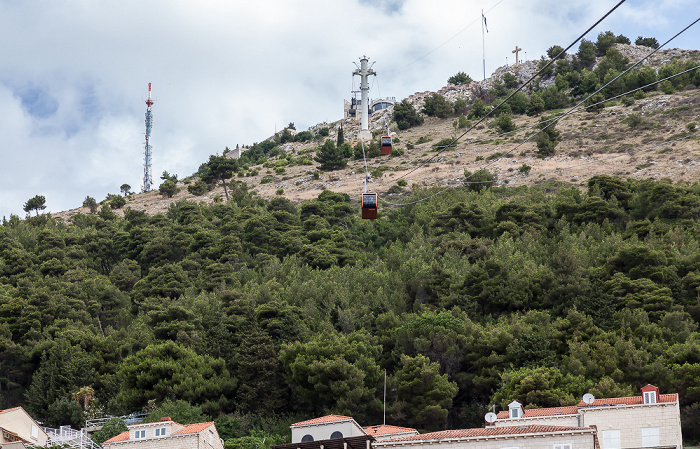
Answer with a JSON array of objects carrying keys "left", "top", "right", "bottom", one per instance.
[
  {"left": 5, "top": 39, "right": 700, "bottom": 446},
  {"left": 54, "top": 43, "right": 700, "bottom": 221}
]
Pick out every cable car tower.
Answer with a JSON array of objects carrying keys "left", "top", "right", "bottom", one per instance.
[
  {"left": 353, "top": 55, "right": 375, "bottom": 141},
  {"left": 142, "top": 83, "right": 154, "bottom": 192}
]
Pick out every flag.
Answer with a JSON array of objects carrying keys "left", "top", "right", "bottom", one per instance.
[{"left": 482, "top": 12, "right": 488, "bottom": 33}]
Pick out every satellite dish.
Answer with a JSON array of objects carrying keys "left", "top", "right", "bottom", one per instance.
[
  {"left": 484, "top": 412, "right": 497, "bottom": 424},
  {"left": 583, "top": 393, "right": 595, "bottom": 405}
]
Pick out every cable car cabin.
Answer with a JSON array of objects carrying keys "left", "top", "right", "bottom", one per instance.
[
  {"left": 380, "top": 136, "right": 392, "bottom": 155},
  {"left": 362, "top": 192, "right": 378, "bottom": 219}
]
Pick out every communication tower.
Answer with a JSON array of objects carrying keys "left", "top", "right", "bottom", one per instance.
[{"left": 142, "top": 83, "right": 154, "bottom": 192}]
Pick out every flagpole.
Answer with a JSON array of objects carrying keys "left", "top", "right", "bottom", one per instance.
[{"left": 481, "top": 9, "right": 486, "bottom": 80}]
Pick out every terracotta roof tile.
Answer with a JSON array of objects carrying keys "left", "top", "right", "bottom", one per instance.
[
  {"left": 292, "top": 415, "right": 355, "bottom": 426},
  {"left": 496, "top": 406, "right": 578, "bottom": 419},
  {"left": 577, "top": 393, "right": 677, "bottom": 406},
  {"left": 363, "top": 425, "right": 417, "bottom": 436},
  {"left": 173, "top": 422, "right": 214, "bottom": 435},
  {"left": 495, "top": 393, "right": 678, "bottom": 420},
  {"left": 381, "top": 425, "right": 593, "bottom": 443},
  {"left": 104, "top": 431, "right": 130, "bottom": 443}
]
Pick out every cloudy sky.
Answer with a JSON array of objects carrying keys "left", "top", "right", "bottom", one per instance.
[{"left": 0, "top": 0, "right": 697, "bottom": 218}]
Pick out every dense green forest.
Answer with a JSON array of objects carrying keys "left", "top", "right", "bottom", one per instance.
[{"left": 2, "top": 175, "right": 700, "bottom": 444}]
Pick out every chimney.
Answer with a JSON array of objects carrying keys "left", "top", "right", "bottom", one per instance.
[{"left": 161, "top": 417, "right": 171, "bottom": 422}]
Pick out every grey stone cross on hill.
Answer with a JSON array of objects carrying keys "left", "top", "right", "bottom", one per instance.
[{"left": 512, "top": 45, "right": 522, "bottom": 64}]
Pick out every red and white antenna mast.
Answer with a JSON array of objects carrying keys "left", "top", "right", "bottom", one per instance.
[{"left": 142, "top": 83, "right": 154, "bottom": 192}]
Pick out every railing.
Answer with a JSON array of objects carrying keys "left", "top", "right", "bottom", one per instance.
[
  {"left": 85, "top": 413, "right": 147, "bottom": 428},
  {"left": 26, "top": 426, "right": 101, "bottom": 449}
]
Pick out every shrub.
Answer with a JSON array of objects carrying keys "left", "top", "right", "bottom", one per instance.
[
  {"left": 423, "top": 93, "right": 455, "bottom": 118},
  {"left": 276, "top": 189, "right": 284, "bottom": 195},
  {"left": 503, "top": 72, "right": 518, "bottom": 88},
  {"left": 83, "top": 196, "right": 98, "bottom": 213},
  {"left": 454, "top": 98, "right": 468, "bottom": 115},
  {"left": 635, "top": 36, "right": 659, "bottom": 48},
  {"left": 518, "top": 164, "right": 532, "bottom": 175},
  {"left": 624, "top": 113, "right": 643, "bottom": 128},
  {"left": 397, "top": 179, "right": 408, "bottom": 187},
  {"left": 448, "top": 72, "right": 473, "bottom": 85},
  {"left": 495, "top": 113, "right": 516, "bottom": 132},
  {"left": 159, "top": 180, "right": 179, "bottom": 198},
  {"left": 393, "top": 99, "right": 424, "bottom": 130},
  {"left": 659, "top": 80, "right": 675, "bottom": 94},
  {"left": 468, "top": 98, "right": 488, "bottom": 119},
  {"left": 295, "top": 131, "right": 313, "bottom": 142},
  {"left": 187, "top": 180, "right": 209, "bottom": 195},
  {"left": 107, "top": 194, "right": 126, "bottom": 209},
  {"left": 463, "top": 169, "right": 497, "bottom": 192},
  {"left": 457, "top": 114, "right": 470, "bottom": 129},
  {"left": 535, "top": 115, "right": 561, "bottom": 157},
  {"left": 433, "top": 138, "right": 456, "bottom": 151}
]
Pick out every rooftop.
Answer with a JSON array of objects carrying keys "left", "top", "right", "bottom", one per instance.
[
  {"left": 496, "top": 406, "right": 578, "bottom": 419},
  {"left": 363, "top": 425, "right": 417, "bottom": 436},
  {"left": 577, "top": 393, "right": 677, "bottom": 407},
  {"left": 104, "top": 432, "right": 130, "bottom": 443},
  {"left": 174, "top": 422, "right": 214, "bottom": 435},
  {"left": 292, "top": 415, "right": 355, "bottom": 427},
  {"left": 378, "top": 425, "right": 594, "bottom": 443},
  {"left": 103, "top": 421, "right": 214, "bottom": 443}
]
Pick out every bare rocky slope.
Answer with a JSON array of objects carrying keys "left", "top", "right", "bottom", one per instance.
[{"left": 55, "top": 44, "right": 700, "bottom": 221}]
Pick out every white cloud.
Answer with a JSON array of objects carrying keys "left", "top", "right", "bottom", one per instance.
[{"left": 0, "top": 0, "right": 697, "bottom": 217}]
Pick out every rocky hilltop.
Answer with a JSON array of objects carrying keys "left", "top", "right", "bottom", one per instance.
[{"left": 55, "top": 44, "right": 700, "bottom": 221}]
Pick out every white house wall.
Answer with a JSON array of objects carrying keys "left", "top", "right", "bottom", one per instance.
[
  {"left": 292, "top": 421, "right": 364, "bottom": 443},
  {"left": 374, "top": 432, "right": 595, "bottom": 449},
  {"left": 580, "top": 403, "right": 682, "bottom": 449}
]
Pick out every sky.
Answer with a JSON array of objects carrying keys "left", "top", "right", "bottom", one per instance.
[{"left": 0, "top": 0, "right": 697, "bottom": 218}]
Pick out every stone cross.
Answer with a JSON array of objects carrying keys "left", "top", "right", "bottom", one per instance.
[{"left": 512, "top": 46, "right": 522, "bottom": 64}]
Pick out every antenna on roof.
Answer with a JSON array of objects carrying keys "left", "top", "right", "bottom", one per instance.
[
  {"left": 583, "top": 393, "right": 595, "bottom": 405},
  {"left": 383, "top": 369, "right": 386, "bottom": 425},
  {"left": 485, "top": 412, "right": 497, "bottom": 424}
]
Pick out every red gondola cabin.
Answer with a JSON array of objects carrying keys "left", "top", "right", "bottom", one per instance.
[
  {"left": 380, "top": 136, "right": 392, "bottom": 155},
  {"left": 362, "top": 192, "right": 378, "bottom": 219}
]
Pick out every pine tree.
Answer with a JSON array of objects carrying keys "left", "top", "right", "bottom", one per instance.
[
  {"left": 535, "top": 116, "right": 561, "bottom": 157},
  {"left": 337, "top": 125, "right": 344, "bottom": 146},
  {"left": 235, "top": 326, "right": 286, "bottom": 414},
  {"left": 314, "top": 140, "right": 347, "bottom": 171}
]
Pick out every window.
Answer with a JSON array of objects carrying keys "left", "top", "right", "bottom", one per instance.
[
  {"left": 643, "top": 391, "right": 657, "bottom": 404},
  {"left": 330, "top": 431, "right": 343, "bottom": 439},
  {"left": 554, "top": 444, "right": 573, "bottom": 449},
  {"left": 301, "top": 435, "right": 314, "bottom": 442},
  {"left": 209, "top": 431, "right": 214, "bottom": 446},
  {"left": 155, "top": 428, "right": 167, "bottom": 437},
  {"left": 31, "top": 425, "right": 39, "bottom": 440},
  {"left": 642, "top": 428, "right": 660, "bottom": 447},
  {"left": 603, "top": 430, "right": 621, "bottom": 449},
  {"left": 508, "top": 401, "right": 523, "bottom": 418},
  {"left": 134, "top": 430, "right": 146, "bottom": 439}
]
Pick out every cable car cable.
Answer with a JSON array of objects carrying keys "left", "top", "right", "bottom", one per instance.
[
  {"left": 380, "top": 59, "right": 700, "bottom": 207},
  {"left": 379, "top": 129, "right": 699, "bottom": 206},
  {"left": 371, "top": 62, "right": 700, "bottom": 205},
  {"left": 383, "top": 0, "right": 508, "bottom": 74},
  {"left": 394, "top": 0, "right": 628, "bottom": 183},
  {"left": 457, "top": 16, "right": 700, "bottom": 185},
  {"left": 391, "top": 63, "right": 700, "bottom": 158}
]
